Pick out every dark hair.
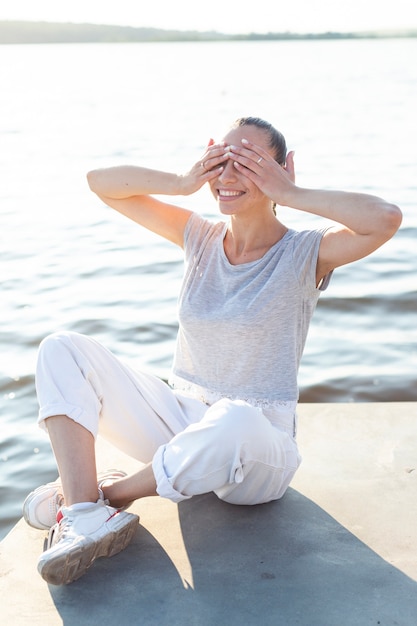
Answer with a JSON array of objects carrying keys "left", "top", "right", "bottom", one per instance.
[{"left": 231, "top": 117, "right": 287, "bottom": 165}]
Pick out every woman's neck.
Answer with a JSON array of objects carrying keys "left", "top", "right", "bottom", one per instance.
[{"left": 224, "top": 214, "right": 288, "bottom": 265}]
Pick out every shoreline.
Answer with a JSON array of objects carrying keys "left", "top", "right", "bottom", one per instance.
[{"left": 1, "top": 21, "right": 416, "bottom": 45}]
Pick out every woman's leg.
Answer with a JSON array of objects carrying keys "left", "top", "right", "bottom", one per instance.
[
  {"left": 45, "top": 415, "right": 98, "bottom": 506},
  {"left": 32, "top": 330, "right": 195, "bottom": 585},
  {"left": 46, "top": 414, "right": 158, "bottom": 507},
  {"left": 35, "top": 332, "right": 299, "bottom": 511},
  {"left": 102, "top": 463, "right": 157, "bottom": 508},
  {"left": 153, "top": 398, "right": 302, "bottom": 506},
  {"left": 35, "top": 331, "right": 196, "bottom": 507}
]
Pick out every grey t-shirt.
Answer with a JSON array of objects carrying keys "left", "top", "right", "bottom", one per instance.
[{"left": 170, "top": 212, "right": 331, "bottom": 407}]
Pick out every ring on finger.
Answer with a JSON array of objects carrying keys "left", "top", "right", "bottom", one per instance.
[
  {"left": 201, "top": 161, "right": 207, "bottom": 170},
  {"left": 257, "top": 157, "right": 263, "bottom": 164}
]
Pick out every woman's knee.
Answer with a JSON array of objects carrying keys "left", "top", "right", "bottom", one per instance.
[
  {"left": 37, "top": 332, "right": 96, "bottom": 374},
  {"left": 216, "top": 459, "right": 298, "bottom": 506},
  {"left": 38, "top": 331, "right": 77, "bottom": 361}
]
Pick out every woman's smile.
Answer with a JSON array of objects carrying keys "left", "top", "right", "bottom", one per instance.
[{"left": 217, "top": 188, "right": 245, "bottom": 200}]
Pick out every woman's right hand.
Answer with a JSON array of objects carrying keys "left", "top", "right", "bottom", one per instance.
[{"left": 179, "top": 140, "right": 227, "bottom": 195}]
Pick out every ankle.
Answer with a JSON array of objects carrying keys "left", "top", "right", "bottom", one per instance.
[
  {"left": 66, "top": 501, "right": 98, "bottom": 512},
  {"left": 65, "top": 492, "right": 100, "bottom": 507}
]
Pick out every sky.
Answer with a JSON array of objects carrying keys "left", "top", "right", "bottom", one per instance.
[{"left": 0, "top": 0, "right": 415, "bottom": 34}]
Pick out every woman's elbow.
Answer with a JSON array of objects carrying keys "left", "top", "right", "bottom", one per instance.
[
  {"left": 86, "top": 169, "right": 100, "bottom": 193},
  {"left": 384, "top": 202, "right": 403, "bottom": 237}
]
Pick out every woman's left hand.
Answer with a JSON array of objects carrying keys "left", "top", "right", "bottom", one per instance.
[{"left": 226, "top": 139, "right": 296, "bottom": 206}]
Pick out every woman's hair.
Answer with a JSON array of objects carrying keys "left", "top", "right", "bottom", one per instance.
[
  {"left": 231, "top": 117, "right": 287, "bottom": 165},
  {"left": 231, "top": 117, "right": 287, "bottom": 214}
]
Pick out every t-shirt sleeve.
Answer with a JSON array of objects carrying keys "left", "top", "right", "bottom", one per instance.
[
  {"left": 291, "top": 228, "right": 333, "bottom": 294},
  {"left": 183, "top": 212, "right": 216, "bottom": 264}
]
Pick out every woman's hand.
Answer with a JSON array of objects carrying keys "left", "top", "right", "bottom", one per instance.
[
  {"left": 179, "top": 139, "right": 227, "bottom": 195},
  {"left": 225, "top": 138, "right": 296, "bottom": 205}
]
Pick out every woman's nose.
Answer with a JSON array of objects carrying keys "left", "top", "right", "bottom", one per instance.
[{"left": 218, "top": 158, "right": 237, "bottom": 182}]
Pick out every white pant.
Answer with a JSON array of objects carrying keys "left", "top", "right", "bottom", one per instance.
[{"left": 36, "top": 331, "right": 301, "bottom": 505}]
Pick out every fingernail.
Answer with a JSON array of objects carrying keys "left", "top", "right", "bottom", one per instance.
[{"left": 241, "top": 138, "right": 249, "bottom": 144}]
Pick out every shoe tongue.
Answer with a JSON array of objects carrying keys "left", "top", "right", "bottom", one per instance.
[{"left": 56, "top": 509, "right": 64, "bottom": 524}]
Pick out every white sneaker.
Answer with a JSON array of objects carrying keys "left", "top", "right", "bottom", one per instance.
[
  {"left": 37, "top": 500, "right": 139, "bottom": 585},
  {"left": 23, "top": 469, "right": 128, "bottom": 530}
]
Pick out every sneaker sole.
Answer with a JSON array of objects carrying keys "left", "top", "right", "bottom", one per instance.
[{"left": 38, "top": 512, "right": 139, "bottom": 585}]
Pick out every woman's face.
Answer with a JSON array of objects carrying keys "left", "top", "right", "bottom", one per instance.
[{"left": 209, "top": 125, "right": 275, "bottom": 217}]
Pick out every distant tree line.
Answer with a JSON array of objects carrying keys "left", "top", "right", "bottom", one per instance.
[{"left": 0, "top": 20, "right": 415, "bottom": 44}]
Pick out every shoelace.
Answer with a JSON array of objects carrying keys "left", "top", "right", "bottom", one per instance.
[
  {"left": 48, "top": 493, "right": 64, "bottom": 524},
  {"left": 46, "top": 501, "right": 119, "bottom": 550},
  {"left": 46, "top": 513, "right": 69, "bottom": 550}
]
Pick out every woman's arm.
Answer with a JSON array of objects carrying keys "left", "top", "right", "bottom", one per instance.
[
  {"left": 87, "top": 165, "right": 188, "bottom": 199},
  {"left": 87, "top": 142, "right": 227, "bottom": 247},
  {"left": 283, "top": 182, "right": 402, "bottom": 282},
  {"left": 229, "top": 141, "right": 402, "bottom": 282},
  {"left": 87, "top": 166, "right": 192, "bottom": 247}
]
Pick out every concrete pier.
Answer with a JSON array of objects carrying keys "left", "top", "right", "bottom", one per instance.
[{"left": 1, "top": 402, "right": 416, "bottom": 625}]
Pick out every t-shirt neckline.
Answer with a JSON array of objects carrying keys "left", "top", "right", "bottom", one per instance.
[{"left": 220, "top": 222, "right": 292, "bottom": 269}]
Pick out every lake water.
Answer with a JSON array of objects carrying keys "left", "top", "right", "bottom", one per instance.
[{"left": 0, "top": 39, "right": 416, "bottom": 539}]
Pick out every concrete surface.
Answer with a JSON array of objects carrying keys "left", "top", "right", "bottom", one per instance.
[{"left": 1, "top": 402, "right": 416, "bottom": 626}]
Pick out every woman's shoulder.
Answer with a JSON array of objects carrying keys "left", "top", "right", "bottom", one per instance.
[
  {"left": 184, "top": 212, "right": 226, "bottom": 246},
  {"left": 285, "top": 226, "right": 330, "bottom": 249}
]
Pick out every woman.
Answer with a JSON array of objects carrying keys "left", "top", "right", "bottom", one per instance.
[{"left": 23, "top": 117, "right": 402, "bottom": 585}]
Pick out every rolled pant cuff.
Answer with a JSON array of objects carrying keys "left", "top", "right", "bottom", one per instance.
[
  {"left": 38, "top": 403, "right": 98, "bottom": 438},
  {"left": 152, "top": 445, "right": 192, "bottom": 504}
]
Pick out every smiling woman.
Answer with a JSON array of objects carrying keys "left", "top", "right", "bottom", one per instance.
[{"left": 23, "top": 115, "right": 401, "bottom": 586}]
